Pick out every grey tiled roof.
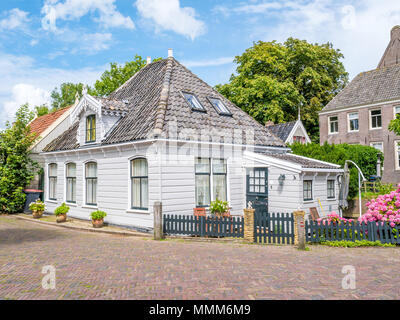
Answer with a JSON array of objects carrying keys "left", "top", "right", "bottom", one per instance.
[
  {"left": 97, "top": 97, "right": 129, "bottom": 116},
  {"left": 44, "top": 122, "right": 80, "bottom": 152},
  {"left": 266, "top": 121, "right": 296, "bottom": 142},
  {"left": 44, "top": 58, "right": 286, "bottom": 152},
  {"left": 322, "top": 64, "right": 400, "bottom": 112},
  {"left": 255, "top": 150, "right": 341, "bottom": 169}
]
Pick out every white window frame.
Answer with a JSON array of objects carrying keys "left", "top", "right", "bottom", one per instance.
[
  {"left": 195, "top": 158, "right": 229, "bottom": 208},
  {"left": 393, "top": 105, "right": 400, "bottom": 119},
  {"left": 303, "top": 179, "right": 313, "bottom": 202},
  {"left": 130, "top": 158, "right": 149, "bottom": 211},
  {"left": 347, "top": 112, "right": 359, "bottom": 132},
  {"left": 369, "top": 109, "right": 382, "bottom": 130},
  {"left": 327, "top": 179, "right": 336, "bottom": 200},
  {"left": 370, "top": 142, "right": 383, "bottom": 153},
  {"left": 395, "top": 140, "right": 400, "bottom": 171},
  {"left": 83, "top": 160, "right": 98, "bottom": 209},
  {"left": 65, "top": 162, "right": 77, "bottom": 205},
  {"left": 328, "top": 116, "right": 339, "bottom": 134},
  {"left": 48, "top": 163, "right": 58, "bottom": 202}
]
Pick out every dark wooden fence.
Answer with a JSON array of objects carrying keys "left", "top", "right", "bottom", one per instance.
[
  {"left": 163, "top": 214, "right": 244, "bottom": 238},
  {"left": 306, "top": 220, "right": 400, "bottom": 244},
  {"left": 254, "top": 212, "right": 294, "bottom": 244}
]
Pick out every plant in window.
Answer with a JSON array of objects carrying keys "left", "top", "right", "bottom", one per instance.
[
  {"left": 210, "top": 199, "right": 229, "bottom": 217},
  {"left": 29, "top": 199, "right": 45, "bottom": 219},
  {"left": 90, "top": 210, "right": 107, "bottom": 228},
  {"left": 54, "top": 203, "right": 70, "bottom": 223}
]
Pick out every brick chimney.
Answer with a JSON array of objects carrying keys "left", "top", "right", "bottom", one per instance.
[{"left": 378, "top": 26, "right": 400, "bottom": 68}]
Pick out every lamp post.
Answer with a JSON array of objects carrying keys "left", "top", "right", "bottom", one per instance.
[{"left": 345, "top": 160, "right": 367, "bottom": 218}]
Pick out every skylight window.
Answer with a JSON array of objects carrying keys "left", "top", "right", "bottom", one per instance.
[
  {"left": 182, "top": 92, "right": 205, "bottom": 112},
  {"left": 208, "top": 97, "right": 231, "bottom": 115}
]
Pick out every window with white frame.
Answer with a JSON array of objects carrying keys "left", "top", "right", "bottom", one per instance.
[
  {"left": 66, "top": 163, "right": 76, "bottom": 203},
  {"left": 195, "top": 158, "right": 227, "bottom": 207},
  {"left": 370, "top": 142, "right": 383, "bottom": 153},
  {"left": 85, "top": 162, "right": 97, "bottom": 206},
  {"left": 348, "top": 112, "right": 359, "bottom": 132},
  {"left": 394, "top": 106, "right": 400, "bottom": 119},
  {"left": 303, "top": 180, "right": 313, "bottom": 201},
  {"left": 327, "top": 180, "right": 335, "bottom": 199},
  {"left": 131, "top": 158, "right": 148, "bottom": 210},
  {"left": 370, "top": 109, "right": 382, "bottom": 129},
  {"left": 182, "top": 92, "right": 206, "bottom": 112},
  {"left": 328, "top": 116, "right": 338, "bottom": 134},
  {"left": 48, "top": 163, "right": 57, "bottom": 200},
  {"left": 395, "top": 141, "right": 400, "bottom": 170},
  {"left": 208, "top": 97, "right": 231, "bottom": 116}
]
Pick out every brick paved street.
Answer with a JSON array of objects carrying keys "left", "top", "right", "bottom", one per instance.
[{"left": 1, "top": 215, "right": 399, "bottom": 300}]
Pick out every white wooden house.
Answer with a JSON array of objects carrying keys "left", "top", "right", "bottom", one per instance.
[{"left": 40, "top": 52, "right": 343, "bottom": 231}]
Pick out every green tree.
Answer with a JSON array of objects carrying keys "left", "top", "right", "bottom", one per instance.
[
  {"left": 389, "top": 113, "right": 400, "bottom": 135},
  {"left": 93, "top": 55, "right": 161, "bottom": 97},
  {"left": 34, "top": 104, "right": 50, "bottom": 117},
  {"left": 0, "top": 104, "right": 39, "bottom": 213},
  {"left": 51, "top": 82, "right": 85, "bottom": 110},
  {"left": 216, "top": 38, "right": 349, "bottom": 142},
  {"left": 290, "top": 142, "right": 382, "bottom": 199}
]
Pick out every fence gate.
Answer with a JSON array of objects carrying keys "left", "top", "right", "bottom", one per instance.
[{"left": 254, "top": 212, "right": 294, "bottom": 244}]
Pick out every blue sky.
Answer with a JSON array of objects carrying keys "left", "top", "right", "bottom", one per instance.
[{"left": 1, "top": 0, "right": 400, "bottom": 128}]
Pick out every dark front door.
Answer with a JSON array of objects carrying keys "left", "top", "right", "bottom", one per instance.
[{"left": 246, "top": 168, "right": 268, "bottom": 215}]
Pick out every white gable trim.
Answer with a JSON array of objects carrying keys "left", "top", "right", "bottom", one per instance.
[
  {"left": 286, "top": 120, "right": 311, "bottom": 144},
  {"left": 71, "top": 94, "right": 102, "bottom": 123}
]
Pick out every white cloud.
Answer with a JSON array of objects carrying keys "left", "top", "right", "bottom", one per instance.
[
  {"left": 0, "top": 8, "right": 30, "bottom": 31},
  {"left": 41, "top": 0, "right": 134, "bottom": 32},
  {"left": 214, "top": 0, "right": 400, "bottom": 79},
  {"left": 4, "top": 84, "right": 51, "bottom": 121},
  {"left": 135, "top": 0, "right": 206, "bottom": 40},
  {"left": 182, "top": 57, "right": 234, "bottom": 68},
  {"left": 0, "top": 52, "right": 104, "bottom": 128},
  {"left": 30, "top": 39, "right": 39, "bottom": 46}
]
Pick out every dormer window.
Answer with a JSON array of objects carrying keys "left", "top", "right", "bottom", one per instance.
[
  {"left": 86, "top": 115, "right": 96, "bottom": 143},
  {"left": 208, "top": 97, "right": 231, "bottom": 116},
  {"left": 182, "top": 92, "right": 205, "bottom": 112}
]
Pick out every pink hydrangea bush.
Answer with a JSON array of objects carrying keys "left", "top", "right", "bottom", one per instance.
[
  {"left": 317, "top": 212, "right": 353, "bottom": 225},
  {"left": 359, "top": 184, "right": 400, "bottom": 228}
]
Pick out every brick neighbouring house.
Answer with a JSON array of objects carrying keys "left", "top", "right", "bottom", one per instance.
[{"left": 319, "top": 26, "right": 400, "bottom": 184}]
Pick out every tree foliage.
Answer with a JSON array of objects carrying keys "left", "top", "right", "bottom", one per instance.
[
  {"left": 290, "top": 142, "right": 382, "bottom": 199},
  {"left": 0, "top": 104, "right": 39, "bottom": 213},
  {"left": 389, "top": 113, "right": 400, "bottom": 136},
  {"left": 50, "top": 82, "right": 85, "bottom": 110},
  {"left": 216, "top": 38, "right": 349, "bottom": 142}
]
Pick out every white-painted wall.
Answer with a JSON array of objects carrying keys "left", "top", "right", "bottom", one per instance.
[{"left": 42, "top": 140, "right": 340, "bottom": 230}]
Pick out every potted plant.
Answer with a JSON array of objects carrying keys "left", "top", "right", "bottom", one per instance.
[
  {"left": 29, "top": 200, "right": 45, "bottom": 219},
  {"left": 210, "top": 199, "right": 229, "bottom": 217},
  {"left": 91, "top": 210, "right": 107, "bottom": 228},
  {"left": 54, "top": 203, "right": 70, "bottom": 223}
]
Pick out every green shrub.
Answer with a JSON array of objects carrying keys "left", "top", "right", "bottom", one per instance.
[
  {"left": 91, "top": 210, "right": 107, "bottom": 220},
  {"left": 54, "top": 203, "right": 70, "bottom": 216},
  {"left": 29, "top": 199, "right": 45, "bottom": 212},
  {"left": 320, "top": 240, "right": 395, "bottom": 248},
  {"left": 290, "top": 142, "right": 382, "bottom": 199},
  {"left": 210, "top": 199, "right": 229, "bottom": 215}
]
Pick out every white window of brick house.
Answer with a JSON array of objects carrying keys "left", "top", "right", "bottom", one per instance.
[
  {"left": 394, "top": 106, "right": 400, "bottom": 119},
  {"left": 370, "top": 109, "right": 382, "bottom": 129},
  {"left": 395, "top": 141, "right": 400, "bottom": 170},
  {"left": 328, "top": 116, "right": 339, "bottom": 134},
  {"left": 370, "top": 142, "right": 383, "bottom": 153},
  {"left": 348, "top": 112, "right": 359, "bottom": 132}
]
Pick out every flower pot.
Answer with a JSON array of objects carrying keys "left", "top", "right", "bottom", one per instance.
[
  {"left": 56, "top": 214, "right": 67, "bottom": 223},
  {"left": 92, "top": 219, "right": 104, "bottom": 228},
  {"left": 32, "top": 210, "right": 43, "bottom": 219}
]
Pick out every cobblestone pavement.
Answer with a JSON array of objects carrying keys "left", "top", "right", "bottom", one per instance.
[{"left": 1, "top": 216, "right": 399, "bottom": 300}]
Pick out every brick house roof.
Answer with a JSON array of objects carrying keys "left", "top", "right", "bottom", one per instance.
[
  {"left": 29, "top": 106, "right": 72, "bottom": 138},
  {"left": 44, "top": 58, "right": 286, "bottom": 152}
]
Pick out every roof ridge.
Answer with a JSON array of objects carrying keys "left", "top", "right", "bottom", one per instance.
[{"left": 153, "top": 57, "right": 173, "bottom": 137}]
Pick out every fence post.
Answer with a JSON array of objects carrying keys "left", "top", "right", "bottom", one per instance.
[
  {"left": 153, "top": 201, "right": 164, "bottom": 240},
  {"left": 293, "top": 211, "right": 306, "bottom": 249},
  {"left": 243, "top": 208, "right": 255, "bottom": 242}
]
